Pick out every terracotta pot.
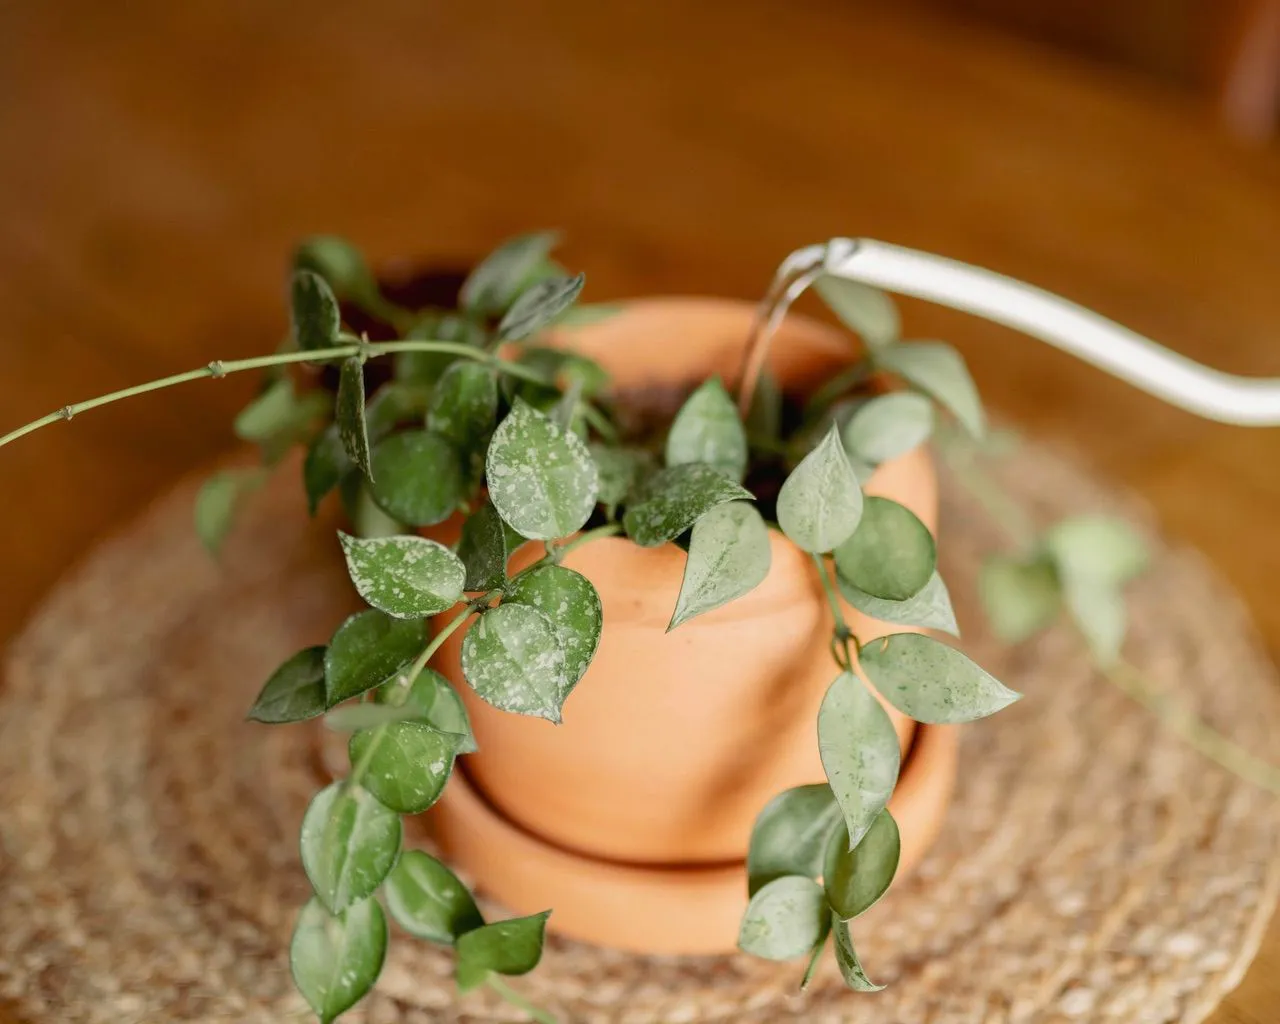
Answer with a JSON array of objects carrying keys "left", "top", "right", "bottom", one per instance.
[{"left": 430, "top": 298, "right": 940, "bottom": 865}]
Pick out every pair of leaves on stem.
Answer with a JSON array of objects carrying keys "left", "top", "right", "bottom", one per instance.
[{"left": 980, "top": 515, "right": 1147, "bottom": 665}]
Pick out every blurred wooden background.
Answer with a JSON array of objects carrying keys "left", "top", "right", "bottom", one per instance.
[{"left": 0, "top": 1, "right": 1277, "bottom": 1021}]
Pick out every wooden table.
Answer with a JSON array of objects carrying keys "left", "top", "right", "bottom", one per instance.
[{"left": 1, "top": 1, "right": 1277, "bottom": 1020}]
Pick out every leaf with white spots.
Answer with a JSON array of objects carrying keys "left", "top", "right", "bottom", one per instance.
[
  {"left": 833, "top": 496, "right": 936, "bottom": 602},
  {"left": 336, "top": 357, "right": 373, "bottom": 479},
  {"left": 832, "top": 917, "right": 883, "bottom": 992},
  {"left": 737, "top": 875, "right": 829, "bottom": 961},
  {"left": 506, "top": 565, "right": 602, "bottom": 698},
  {"left": 776, "top": 425, "right": 863, "bottom": 554},
  {"left": 665, "top": 377, "right": 749, "bottom": 482},
  {"left": 290, "top": 896, "right": 387, "bottom": 1024},
  {"left": 859, "top": 633, "right": 1021, "bottom": 724},
  {"left": 379, "top": 667, "right": 477, "bottom": 754},
  {"left": 817, "top": 672, "right": 900, "bottom": 851},
  {"left": 874, "top": 341, "right": 985, "bottom": 438},
  {"left": 385, "top": 850, "right": 483, "bottom": 944},
  {"left": 299, "top": 782, "right": 402, "bottom": 913},
  {"left": 324, "top": 610, "right": 425, "bottom": 707},
  {"left": 348, "top": 721, "right": 460, "bottom": 814},
  {"left": 339, "top": 532, "right": 465, "bottom": 619},
  {"left": 486, "top": 399, "right": 598, "bottom": 541},
  {"left": 669, "top": 501, "right": 771, "bottom": 631},
  {"left": 622, "top": 463, "right": 753, "bottom": 548},
  {"left": 369, "top": 430, "right": 466, "bottom": 527},
  {"left": 457, "top": 501, "right": 510, "bottom": 592},
  {"left": 291, "top": 269, "right": 342, "bottom": 352},
  {"left": 461, "top": 603, "right": 568, "bottom": 722},
  {"left": 838, "top": 570, "right": 960, "bottom": 637},
  {"left": 497, "top": 273, "right": 586, "bottom": 341},
  {"left": 460, "top": 231, "right": 561, "bottom": 316},
  {"left": 248, "top": 646, "right": 328, "bottom": 724},
  {"left": 426, "top": 361, "right": 498, "bottom": 465}
]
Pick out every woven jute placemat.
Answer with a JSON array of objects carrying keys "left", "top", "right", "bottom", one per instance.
[{"left": 2, "top": 440, "right": 1279, "bottom": 1024}]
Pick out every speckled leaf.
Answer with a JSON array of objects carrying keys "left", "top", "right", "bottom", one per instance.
[
  {"left": 457, "top": 501, "right": 510, "bottom": 592},
  {"left": 506, "top": 565, "right": 602, "bottom": 697},
  {"left": 486, "top": 400, "right": 598, "bottom": 541},
  {"left": 746, "top": 783, "right": 841, "bottom": 896},
  {"left": 460, "top": 231, "right": 560, "bottom": 316},
  {"left": 875, "top": 341, "right": 985, "bottom": 437},
  {"left": 818, "top": 672, "right": 900, "bottom": 851},
  {"left": 427, "top": 361, "right": 498, "bottom": 448},
  {"left": 248, "top": 646, "right": 327, "bottom": 724},
  {"left": 497, "top": 273, "right": 586, "bottom": 341},
  {"left": 832, "top": 917, "right": 883, "bottom": 992},
  {"left": 455, "top": 910, "right": 551, "bottom": 989},
  {"left": 194, "top": 468, "right": 264, "bottom": 555},
  {"left": 824, "top": 810, "right": 900, "bottom": 920},
  {"left": 324, "top": 610, "right": 425, "bottom": 707},
  {"left": 385, "top": 850, "right": 483, "bottom": 944},
  {"left": 978, "top": 554, "right": 1062, "bottom": 643},
  {"left": 368, "top": 430, "right": 465, "bottom": 527},
  {"left": 1045, "top": 515, "right": 1148, "bottom": 588},
  {"left": 814, "top": 275, "right": 900, "bottom": 350},
  {"left": 339, "top": 532, "right": 465, "bottom": 619},
  {"left": 838, "top": 570, "right": 959, "bottom": 638},
  {"left": 461, "top": 603, "right": 568, "bottom": 722},
  {"left": 860, "top": 633, "right": 1021, "bottom": 724},
  {"left": 833, "top": 496, "right": 936, "bottom": 602},
  {"left": 299, "top": 782, "right": 401, "bottom": 913},
  {"left": 622, "top": 463, "right": 753, "bottom": 548},
  {"left": 665, "top": 377, "right": 749, "bottom": 482},
  {"left": 669, "top": 502, "right": 771, "bottom": 631},
  {"left": 843, "top": 392, "right": 934, "bottom": 465},
  {"left": 291, "top": 269, "right": 342, "bottom": 352},
  {"left": 776, "top": 425, "right": 863, "bottom": 554},
  {"left": 290, "top": 896, "right": 387, "bottom": 1024},
  {"left": 348, "top": 721, "right": 460, "bottom": 814},
  {"left": 737, "top": 876, "right": 829, "bottom": 961},
  {"left": 336, "top": 357, "right": 373, "bottom": 479},
  {"left": 379, "top": 668, "right": 477, "bottom": 754},
  {"left": 591, "top": 444, "right": 651, "bottom": 511},
  {"left": 293, "top": 236, "right": 378, "bottom": 305}
]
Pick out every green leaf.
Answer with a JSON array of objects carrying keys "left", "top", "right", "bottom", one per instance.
[
  {"left": 505, "top": 565, "right": 602, "bottom": 696},
  {"left": 745, "top": 370, "right": 783, "bottom": 446},
  {"left": 823, "top": 809, "right": 900, "bottom": 920},
  {"left": 290, "top": 896, "right": 388, "bottom": 1024},
  {"left": 293, "top": 236, "right": 378, "bottom": 305},
  {"left": 814, "top": 275, "right": 900, "bottom": 349},
  {"left": 234, "top": 378, "right": 329, "bottom": 456},
  {"left": 384, "top": 850, "right": 483, "bottom": 944},
  {"left": 860, "top": 633, "right": 1021, "bottom": 724},
  {"left": 344, "top": 476, "right": 409, "bottom": 539},
  {"left": 291, "top": 269, "right": 342, "bottom": 353},
  {"left": 324, "top": 610, "right": 425, "bottom": 706},
  {"left": 460, "top": 231, "right": 560, "bottom": 316},
  {"left": 486, "top": 400, "right": 598, "bottom": 541},
  {"left": 369, "top": 430, "right": 465, "bottom": 527},
  {"left": 669, "top": 502, "right": 771, "bottom": 631},
  {"left": 776, "top": 425, "right": 864, "bottom": 554},
  {"left": 554, "top": 302, "right": 624, "bottom": 328},
  {"left": 304, "top": 426, "right": 350, "bottom": 516},
  {"left": 427, "top": 361, "right": 499, "bottom": 449},
  {"left": 455, "top": 910, "right": 551, "bottom": 983},
  {"left": 817, "top": 672, "right": 901, "bottom": 850},
  {"left": 746, "top": 783, "right": 841, "bottom": 896},
  {"left": 591, "top": 444, "right": 651, "bottom": 511},
  {"left": 875, "top": 341, "right": 985, "bottom": 438},
  {"left": 832, "top": 917, "right": 883, "bottom": 992},
  {"left": 348, "top": 721, "right": 460, "bottom": 814},
  {"left": 248, "top": 646, "right": 327, "bottom": 724},
  {"left": 339, "top": 532, "right": 465, "bottom": 619},
  {"left": 299, "top": 782, "right": 402, "bottom": 913},
  {"left": 322, "top": 702, "right": 426, "bottom": 733},
  {"left": 497, "top": 272, "right": 586, "bottom": 341},
  {"left": 461, "top": 603, "right": 568, "bottom": 722},
  {"left": 1045, "top": 515, "right": 1147, "bottom": 588},
  {"left": 380, "top": 667, "right": 477, "bottom": 754},
  {"left": 336, "top": 357, "right": 373, "bottom": 479},
  {"left": 838, "top": 570, "right": 960, "bottom": 637},
  {"left": 622, "top": 463, "right": 753, "bottom": 548},
  {"left": 194, "top": 468, "right": 264, "bottom": 555},
  {"left": 843, "top": 392, "right": 934, "bottom": 465},
  {"left": 979, "top": 554, "right": 1061, "bottom": 643},
  {"left": 1063, "top": 579, "right": 1126, "bottom": 666},
  {"left": 457, "top": 501, "right": 510, "bottom": 592},
  {"left": 665, "top": 377, "right": 749, "bottom": 482},
  {"left": 737, "top": 875, "right": 829, "bottom": 961},
  {"left": 833, "top": 496, "right": 936, "bottom": 601}
]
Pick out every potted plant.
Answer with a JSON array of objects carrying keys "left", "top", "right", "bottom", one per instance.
[{"left": 4, "top": 231, "right": 1276, "bottom": 1024}]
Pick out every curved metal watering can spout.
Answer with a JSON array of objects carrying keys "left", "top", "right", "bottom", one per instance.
[{"left": 788, "top": 238, "right": 1280, "bottom": 427}]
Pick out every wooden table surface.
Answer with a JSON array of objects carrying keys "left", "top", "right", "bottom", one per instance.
[{"left": 1, "top": 1, "right": 1277, "bottom": 1020}]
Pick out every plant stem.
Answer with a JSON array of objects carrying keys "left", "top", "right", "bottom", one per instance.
[
  {"left": 485, "top": 976, "right": 559, "bottom": 1024},
  {"left": 0, "top": 339, "right": 548, "bottom": 450},
  {"left": 812, "top": 553, "right": 856, "bottom": 669},
  {"left": 557, "top": 522, "right": 622, "bottom": 557}
]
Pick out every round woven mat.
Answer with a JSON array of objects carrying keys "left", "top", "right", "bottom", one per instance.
[{"left": 2, "top": 440, "right": 1279, "bottom": 1024}]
